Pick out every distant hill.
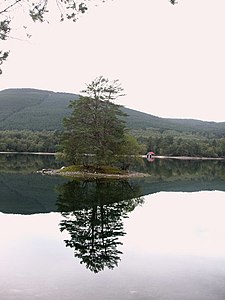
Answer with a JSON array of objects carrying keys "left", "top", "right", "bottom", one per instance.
[
  {"left": 0, "top": 88, "right": 225, "bottom": 136},
  {"left": 0, "top": 88, "right": 77, "bottom": 130},
  {"left": 124, "top": 108, "right": 225, "bottom": 136}
]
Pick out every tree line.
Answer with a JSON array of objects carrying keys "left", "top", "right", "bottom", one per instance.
[
  {"left": 1, "top": 124, "right": 225, "bottom": 159},
  {"left": 0, "top": 130, "right": 60, "bottom": 152},
  {"left": 137, "top": 131, "right": 225, "bottom": 158}
]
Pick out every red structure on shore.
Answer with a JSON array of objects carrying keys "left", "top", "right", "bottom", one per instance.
[{"left": 146, "top": 151, "right": 155, "bottom": 162}]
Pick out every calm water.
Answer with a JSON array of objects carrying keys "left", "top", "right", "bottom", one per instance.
[{"left": 0, "top": 154, "right": 225, "bottom": 300}]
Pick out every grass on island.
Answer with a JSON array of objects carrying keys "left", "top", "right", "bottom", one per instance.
[{"left": 59, "top": 165, "right": 126, "bottom": 175}]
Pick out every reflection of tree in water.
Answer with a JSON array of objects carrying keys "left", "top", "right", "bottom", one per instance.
[{"left": 57, "top": 179, "right": 143, "bottom": 273}]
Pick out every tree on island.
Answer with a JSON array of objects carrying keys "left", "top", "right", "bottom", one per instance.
[
  {"left": 0, "top": 0, "right": 176, "bottom": 74},
  {"left": 62, "top": 76, "right": 143, "bottom": 169}
]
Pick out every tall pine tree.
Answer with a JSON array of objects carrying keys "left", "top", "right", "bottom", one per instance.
[{"left": 62, "top": 76, "right": 131, "bottom": 166}]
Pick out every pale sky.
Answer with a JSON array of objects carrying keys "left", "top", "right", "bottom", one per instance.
[{"left": 1, "top": 0, "right": 225, "bottom": 122}]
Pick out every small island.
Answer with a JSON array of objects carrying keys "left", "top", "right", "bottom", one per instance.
[
  {"left": 38, "top": 165, "right": 149, "bottom": 179},
  {"left": 55, "top": 77, "right": 145, "bottom": 179}
]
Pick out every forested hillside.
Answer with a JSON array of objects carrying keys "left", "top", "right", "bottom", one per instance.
[
  {"left": 125, "top": 109, "right": 225, "bottom": 137},
  {"left": 0, "top": 88, "right": 225, "bottom": 157},
  {"left": 1, "top": 88, "right": 225, "bottom": 135},
  {"left": 0, "top": 89, "right": 77, "bottom": 130}
]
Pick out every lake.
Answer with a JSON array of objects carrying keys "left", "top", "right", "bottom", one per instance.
[{"left": 0, "top": 154, "right": 225, "bottom": 300}]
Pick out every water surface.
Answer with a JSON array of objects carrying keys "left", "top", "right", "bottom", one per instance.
[{"left": 0, "top": 155, "right": 225, "bottom": 299}]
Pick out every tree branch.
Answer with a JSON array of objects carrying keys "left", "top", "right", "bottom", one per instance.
[{"left": 0, "top": 0, "right": 22, "bottom": 15}]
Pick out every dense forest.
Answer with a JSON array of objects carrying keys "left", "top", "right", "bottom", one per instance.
[
  {"left": 135, "top": 128, "right": 225, "bottom": 158},
  {"left": 0, "top": 89, "right": 76, "bottom": 130},
  {"left": 0, "top": 88, "right": 225, "bottom": 157},
  {"left": 2, "top": 129, "right": 225, "bottom": 158},
  {"left": 0, "top": 130, "right": 60, "bottom": 152}
]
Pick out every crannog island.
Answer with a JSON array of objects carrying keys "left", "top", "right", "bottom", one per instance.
[{"left": 37, "top": 154, "right": 225, "bottom": 179}]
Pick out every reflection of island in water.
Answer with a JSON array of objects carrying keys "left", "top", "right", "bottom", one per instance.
[
  {"left": 0, "top": 158, "right": 225, "bottom": 215},
  {"left": 0, "top": 157, "right": 225, "bottom": 271},
  {"left": 56, "top": 160, "right": 225, "bottom": 272},
  {"left": 57, "top": 180, "right": 144, "bottom": 273}
]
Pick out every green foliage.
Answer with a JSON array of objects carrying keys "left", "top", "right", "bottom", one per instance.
[
  {"left": 128, "top": 112, "right": 225, "bottom": 138},
  {"left": 1, "top": 88, "right": 225, "bottom": 137},
  {"left": 81, "top": 76, "right": 125, "bottom": 101},
  {"left": 29, "top": 1, "right": 49, "bottom": 22},
  {"left": 0, "top": 130, "right": 60, "bottom": 152},
  {"left": 115, "top": 134, "right": 146, "bottom": 170},
  {"left": 62, "top": 77, "right": 135, "bottom": 166},
  {"left": 0, "top": 89, "right": 77, "bottom": 130},
  {"left": 0, "top": 2, "right": 15, "bottom": 73},
  {"left": 0, "top": 19, "right": 10, "bottom": 74},
  {"left": 60, "top": 164, "right": 124, "bottom": 175},
  {"left": 138, "top": 130, "right": 225, "bottom": 158},
  {"left": 27, "top": 0, "right": 100, "bottom": 23},
  {"left": 0, "top": 50, "right": 9, "bottom": 74}
]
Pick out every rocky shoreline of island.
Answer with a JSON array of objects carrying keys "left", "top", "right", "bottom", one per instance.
[
  {"left": 37, "top": 168, "right": 150, "bottom": 179},
  {"left": 36, "top": 154, "right": 225, "bottom": 179}
]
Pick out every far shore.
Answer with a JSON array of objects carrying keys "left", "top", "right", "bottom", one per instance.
[
  {"left": 1, "top": 152, "right": 225, "bottom": 161},
  {"left": 0, "top": 152, "right": 56, "bottom": 155},
  {"left": 152, "top": 155, "right": 225, "bottom": 161}
]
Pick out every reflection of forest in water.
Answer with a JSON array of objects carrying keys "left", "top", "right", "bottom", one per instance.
[
  {"left": 145, "top": 158, "right": 225, "bottom": 181},
  {"left": 0, "top": 153, "right": 62, "bottom": 173},
  {"left": 57, "top": 180, "right": 144, "bottom": 273},
  {"left": 0, "top": 156, "right": 225, "bottom": 215},
  {"left": 137, "top": 159, "right": 225, "bottom": 194},
  {"left": 1, "top": 153, "right": 225, "bottom": 181}
]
